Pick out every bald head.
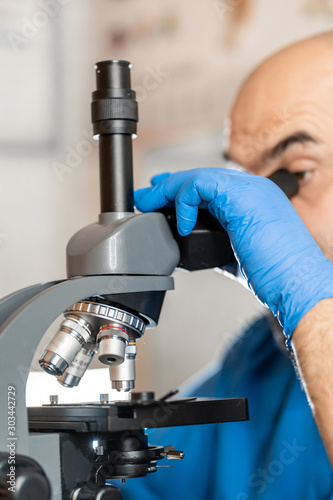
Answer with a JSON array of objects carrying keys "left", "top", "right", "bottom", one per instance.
[
  {"left": 241, "top": 31, "right": 333, "bottom": 99},
  {"left": 229, "top": 31, "right": 333, "bottom": 169},
  {"left": 227, "top": 31, "right": 333, "bottom": 262}
]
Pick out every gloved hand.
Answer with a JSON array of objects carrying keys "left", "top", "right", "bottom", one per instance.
[{"left": 135, "top": 168, "right": 333, "bottom": 344}]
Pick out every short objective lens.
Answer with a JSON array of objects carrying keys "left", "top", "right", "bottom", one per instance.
[
  {"left": 109, "top": 342, "right": 137, "bottom": 392},
  {"left": 97, "top": 324, "right": 129, "bottom": 365}
]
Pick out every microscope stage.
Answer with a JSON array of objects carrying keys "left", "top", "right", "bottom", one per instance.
[{"left": 28, "top": 397, "right": 249, "bottom": 433}]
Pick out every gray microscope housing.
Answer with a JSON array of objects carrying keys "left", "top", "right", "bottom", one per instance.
[{"left": 0, "top": 61, "right": 249, "bottom": 500}]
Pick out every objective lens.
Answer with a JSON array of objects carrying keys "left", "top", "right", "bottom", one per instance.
[
  {"left": 57, "top": 342, "right": 97, "bottom": 388},
  {"left": 109, "top": 342, "right": 137, "bottom": 392},
  {"left": 39, "top": 315, "right": 94, "bottom": 376}
]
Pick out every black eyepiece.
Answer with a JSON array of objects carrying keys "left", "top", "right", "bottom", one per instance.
[
  {"left": 92, "top": 60, "right": 138, "bottom": 213},
  {"left": 95, "top": 60, "right": 131, "bottom": 90}
]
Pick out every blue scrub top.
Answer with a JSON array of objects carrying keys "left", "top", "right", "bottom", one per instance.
[{"left": 116, "top": 315, "right": 333, "bottom": 500}]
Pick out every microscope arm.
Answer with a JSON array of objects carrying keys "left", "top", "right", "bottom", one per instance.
[{"left": 0, "top": 282, "right": 58, "bottom": 325}]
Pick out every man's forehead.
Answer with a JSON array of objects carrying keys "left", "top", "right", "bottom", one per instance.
[
  {"left": 224, "top": 118, "right": 271, "bottom": 169},
  {"left": 226, "top": 101, "right": 317, "bottom": 161}
]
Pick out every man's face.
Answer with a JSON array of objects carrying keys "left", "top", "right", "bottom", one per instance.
[{"left": 226, "top": 63, "right": 333, "bottom": 262}]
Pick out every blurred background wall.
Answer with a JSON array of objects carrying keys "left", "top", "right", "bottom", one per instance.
[{"left": 1, "top": 0, "right": 333, "bottom": 404}]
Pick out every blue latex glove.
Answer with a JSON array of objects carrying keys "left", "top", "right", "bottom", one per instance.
[{"left": 135, "top": 168, "right": 333, "bottom": 344}]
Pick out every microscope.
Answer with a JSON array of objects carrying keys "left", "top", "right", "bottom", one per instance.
[{"left": 0, "top": 61, "right": 298, "bottom": 500}]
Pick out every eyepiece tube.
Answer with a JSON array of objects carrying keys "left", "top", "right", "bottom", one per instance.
[{"left": 92, "top": 60, "right": 138, "bottom": 213}]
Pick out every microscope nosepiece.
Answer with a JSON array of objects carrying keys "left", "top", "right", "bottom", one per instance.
[{"left": 39, "top": 299, "right": 146, "bottom": 393}]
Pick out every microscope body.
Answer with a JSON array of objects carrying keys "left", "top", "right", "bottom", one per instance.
[{"left": 0, "top": 61, "right": 250, "bottom": 499}]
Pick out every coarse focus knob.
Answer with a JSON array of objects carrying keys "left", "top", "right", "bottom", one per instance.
[
  {"left": 72, "top": 482, "right": 122, "bottom": 500},
  {"left": 0, "top": 453, "right": 51, "bottom": 500}
]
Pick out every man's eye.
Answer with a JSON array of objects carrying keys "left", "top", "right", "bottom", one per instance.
[{"left": 294, "top": 170, "right": 312, "bottom": 181}]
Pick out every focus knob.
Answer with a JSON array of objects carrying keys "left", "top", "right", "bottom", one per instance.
[
  {"left": 72, "top": 482, "right": 122, "bottom": 500},
  {"left": 0, "top": 453, "right": 51, "bottom": 500}
]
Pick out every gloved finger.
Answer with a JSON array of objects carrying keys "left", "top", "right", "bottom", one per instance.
[
  {"left": 134, "top": 169, "right": 202, "bottom": 212},
  {"left": 134, "top": 173, "right": 172, "bottom": 209},
  {"left": 176, "top": 201, "right": 199, "bottom": 236},
  {"left": 175, "top": 173, "right": 219, "bottom": 236},
  {"left": 150, "top": 172, "right": 171, "bottom": 186},
  {"left": 134, "top": 182, "right": 175, "bottom": 212},
  {"left": 134, "top": 187, "right": 153, "bottom": 210}
]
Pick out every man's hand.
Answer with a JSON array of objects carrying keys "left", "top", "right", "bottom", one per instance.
[{"left": 135, "top": 168, "right": 333, "bottom": 344}]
